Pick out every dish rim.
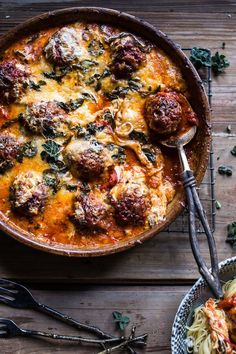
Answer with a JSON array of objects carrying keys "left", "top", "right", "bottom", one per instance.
[{"left": 0, "top": 6, "right": 211, "bottom": 257}]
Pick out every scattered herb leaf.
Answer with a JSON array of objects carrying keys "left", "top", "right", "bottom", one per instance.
[
  {"left": 112, "top": 311, "right": 130, "bottom": 331},
  {"left": 128, "top": 78, "right": 142, "bottom": 92},
  {"left": 218, "top": 165, "right": 232, "bottom": 176},
  {"left": 86, "top": 123, "right": 104, "bottom": 135},
  {"left": 107, "top": 144, "right": 126, "bottom": 164},
  {"left": 65, "top": 184, "right": 78, "bottom": 192},
  {"left": 56, "top": 98, "right": 85, "bottom": 113},
  {"left": 230, "top": 146, "right": 236, "bottom": 156},
  {"left": 226, "top": 222, "right": 236, "bottom": 249},
  {"left": 190, "top": 47, "right": 211, "bottom": 68},
  {"left": 211, "top": 51, "right": 230, "bottom": 74},
  {"left": 215, "top": 200, "right": 222, "bottom": 210}
]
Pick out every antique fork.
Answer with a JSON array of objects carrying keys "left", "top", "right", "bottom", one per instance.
[
  {"left": 0, "top": 279, "right": 145, "bottom": 353},
  {"left": 0, "top": 317, "right": 126, "bottom": 345}
]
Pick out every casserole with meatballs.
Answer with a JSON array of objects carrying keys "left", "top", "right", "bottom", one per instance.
[{"left": 0, "top": 8, "right": 210, "bottom": 255}]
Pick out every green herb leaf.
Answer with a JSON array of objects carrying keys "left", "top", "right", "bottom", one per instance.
[
  {"left": 128, "top": 78, "right": 143, "bottom": 92},
  {"left": 107, "top": 144, "right": 126, "bottom": 164},
  {"left": 81, "top": 92, "right": 97, "bottom": 103},
  {"left": 129, "top": 130, "right": 148, "bottom": 144},
  {"left": 86, "top": 123, "right": 104, "bottom": 135},
  {"left": 211, "top": 51, "right": 230, "bottom": 75},
  {"left": 142, "top": 148, "right": 156, "bottom": 163},
  {"left": 215, "top": 200, "right": 222, "bottom": 210},
  {"left": 43, "top": 170, "right": 60, "bottom": 193},
  {"left": 218, "top": 165, "right": 232, "bottom": 176},
  {"left": 105, "top": 87, "right": 129, "bottom": 100},
  {"left": 103, "top": 110, "right": 115, "bottom": 129},
  {"left": 230, "top": 146, "right": 236, "bottom": 156},
  {"left": 43, "top": 70, "right": 65, "bottom": 83},
  {"left": 56, "top": 98, "right": 85, "bottom": 113},
  {"left": 190, "top": 47, "right": 211, "bottom": 69},
  {"left": 42, "top": 140, "right": 61, "bottom": 159},
  {"left": 112, "top": 311, "right": 130, "bottom": 331},
  {"left": 226, "top": 222, "right": 236, "bottom": 249},
  {"left": 22, "top": 141, "right": 38, "bottom": 158},
  {"left": 1, "top": 113, "right": 22, "bottom": 129},
  {"left": 88, "top": 39, "right": 104, "bottom": 57},
  {"left": 29, "top": 80, "right": 46, "bottom": 91}
]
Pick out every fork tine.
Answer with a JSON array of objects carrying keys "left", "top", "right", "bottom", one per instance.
[
  {"left": 0, "top": 279, "right": 18, "bottom": 288},
  {"left": 0, "top": 295, "right": 13, "bottom": 306},
  {"left": 0, "top": 287, "right": 16, "bottom": 296}
]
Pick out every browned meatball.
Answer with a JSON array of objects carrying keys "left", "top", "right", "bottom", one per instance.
[
  {"left": 64, "top": 139, "right": 105, "bottom": 180},
  {"left": 0, "top": 133, "right": 20, "bottom": 173},
  {"left": 111, "top": 183, "right": 150, "bottom": 225},
  {"left": 22, "top": 101, "right": 68, "bottom": 137},
  {"left": 0, "top": 60, "right": 29, "bottom": 104},
  {"left": 73, "top": 192, "right": 109, "bottom": 232},
  {"left": 110, "top": 35, "right": 146, "bottom": 79},
  {"left": 44, "top": 27, "right": 81, "bottom": 66},
  {"left": 145, "top": 92, "right": 182, "bottom": 135},
  {"left": 10, "top": 171, "right": 48, "bottom": 216}
]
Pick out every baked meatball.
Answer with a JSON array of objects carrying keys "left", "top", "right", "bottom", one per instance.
[
  {"left": 22, "top": 101, "right": 67, "bottom": 137},
  {"left": 0, "top": 133, "right": 20, "bottom": 173},
  {"left": 73, "top": 192, "right": 109, "bottom": 232},
  {"left": 145, "top": 92, "right": 182, "bottom": 135},
  {"left": 111, "top": 183, "right": 150, "bottom": 225},
  {"left": 64, "top": 139, "right": 105, "bottom": 180},
  {"left": 110, "top": 34, "right": 146, "bottom": 79},
  {"left": 44, "top": 27, "right": 81, "bottom": 66},
  {"left": 0, "top": 60, "right": 29, "bottom": 104},
  {"left": 10, "top": 171, "right": 48, "bottom": 216}
]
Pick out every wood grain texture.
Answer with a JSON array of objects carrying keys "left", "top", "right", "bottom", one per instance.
[
  {"left": 0, "top": 285, "right": 189, "bottom": 353},
  {"left": 0, "top": 2, "right": 235, "bottom": 353}
]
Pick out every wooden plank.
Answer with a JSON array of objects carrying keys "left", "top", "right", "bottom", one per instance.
[
  {"left": 0, "top": 124, "right": 234, "bottom": 282},
  {"left": 2, "top": 0, "right": 236, "bottom": 13},
  {"left": 0, "top": 3, "right": 235, "bottom": 283},
  {"left": 0, "top": 285, "right": 189, "bottom": 353}
]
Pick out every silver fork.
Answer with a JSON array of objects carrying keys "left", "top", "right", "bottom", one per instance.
[
  {"left": 0, "top": 279, "right": 145, "bottom": 353},
  {"left": 0, "top": 317, "right": 125, "bottom": 345}
]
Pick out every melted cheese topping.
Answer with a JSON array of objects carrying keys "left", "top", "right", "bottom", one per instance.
[{"left": 0, "top": 22, "right": 190, "bottom": 249}]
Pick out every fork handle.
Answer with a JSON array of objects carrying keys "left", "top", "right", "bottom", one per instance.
[
  {"left": 183, "top": 170, "right": 223, "bottom": 298},
  {"left": 21, "top": 328, "right": 127, "bottom": 344},
  {"left": 36, "top": 302, "right": 112, "bottom": 338}
]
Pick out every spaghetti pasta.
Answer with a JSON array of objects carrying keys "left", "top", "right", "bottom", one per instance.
[{"left": 186, "top": 279, "right": 236, "bottom": 354}]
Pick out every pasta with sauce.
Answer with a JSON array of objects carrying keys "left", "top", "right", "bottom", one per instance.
[{"left": 186, "top": 279, "right": 236, "bottom": 354}]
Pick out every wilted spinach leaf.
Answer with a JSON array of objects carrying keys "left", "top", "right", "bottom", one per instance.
[
  {"left": 142, "top": 148, "right": 156, "bottom": 163},
  {"left": 129, "top": 130, "right": 148, "bottom": 144},
  {"left": 88, "top": 40, "right": 104, "bottom": 57}
]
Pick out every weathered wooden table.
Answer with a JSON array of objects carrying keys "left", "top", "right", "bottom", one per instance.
[{"left": 0, "top": 1, "right": 235, "bottom": 353}]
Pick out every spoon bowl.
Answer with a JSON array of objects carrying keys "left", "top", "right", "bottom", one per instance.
[{"left": 160, "top": 125, "right": 197, "bottom": 148}]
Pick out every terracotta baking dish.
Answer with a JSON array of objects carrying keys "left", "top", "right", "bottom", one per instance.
[{"left": 0, "top": 7, "right": 211, "bottom": 257}]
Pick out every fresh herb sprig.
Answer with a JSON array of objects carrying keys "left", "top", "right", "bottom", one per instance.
[
  {"left": 190, "top": 47, "right": 230, "bottom": 75},
  {"left": 218, "top": 165, "right": 232, "bottom": 176},
  {"left": 112, "top": 311, "right": 130, "bottom": 331},
  {"left": 41, "top": 140, "right": 68, "bottom": 173},
  {"left": 230, "top": 146, "right": 236, "bottom": 156},
  {"left": 226, "top": 222, "right": 236, "bottom": 249},
  {"left": 211, "top": 51, "right": 230, "bottom": 74}
]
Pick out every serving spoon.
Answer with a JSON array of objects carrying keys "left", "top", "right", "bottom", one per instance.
[{"left": 160, "top": 126, "right": 223, "bottom": 298}]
